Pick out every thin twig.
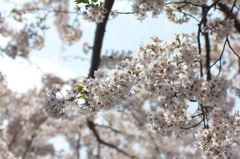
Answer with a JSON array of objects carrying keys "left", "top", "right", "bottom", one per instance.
[
  {"left": 87, "top": 120, "right": 138, "bottom": 158},
  {"left": 95, "top": 124, "right": 122, "bottom": 134},
  {"left": 180, "top": 118, "right": 204, "bottom": 129},
  {"left": 209, "top": 37, "right": 228, "bottom": 76},
  {"left": 227, "top": 38, "right": 240, "bottom": 59}
]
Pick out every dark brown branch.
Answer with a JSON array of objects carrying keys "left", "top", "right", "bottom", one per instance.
[
  {"left": 205, "top": 32, "right": 211, "bottom": 80},
  {"left": 192, "top": 113, "right": 204, "bottom": 118},
  {"left": 202, "top": 6, "right": 211, "bottom": 80},
  {"left": 197, "top": 23, "right": 204, "bottom": 77},
  {"left": 87, "top": 120, "right": 137, "bottom": 158},
  {"left": 226, "top": 37, "right": 240, "bottom": 73},
  {"left": 198, "top": 1, "right": 220, "bottom": 26},
  {"left": 95, "top": 124, "right": 122, "bottom": 134},
  {"left": 180, "top": 118, "right": 204, "bottom": 129},
  {"left": 166, "top": 0, "right": 205, "bottom": 7},
  {"left": 218, "top": 2, "right": 240, "bottom": 33},
  {"left": 117, "top": 11, "right": 134, "bottom": 14},
  {"left": 227, "top": 39, "right": 240, "bottom": 59},
  {"left": 200, "top": 104, "right": 208, "bottom": 129},
  {"left": 88, "top": 0, "right": 115, "bottom": 78},
  {"left": 197, "top": 1, "right": 220, "bottom": 77}
]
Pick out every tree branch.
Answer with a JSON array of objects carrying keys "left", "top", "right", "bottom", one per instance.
[
  {"left": 88, "top": 0, "right": 115, "bottom": 78},
  {"left": 23, "top": 8, "right": 78, "bottom": 14},
  {"left": 197, "top": 1, "right": 220, "bottom": 77},
  {"left": 87, "top": 120, "right": 137, "bottom": 158},
  {"left": 218, "top": 2, "right": 240, "bottom": 33},
  {"left": 94, "top": 124, "right": 122, "bottom": 134},
  {"left": 202, "top": 6, "right": 211, "bottom": 80}
]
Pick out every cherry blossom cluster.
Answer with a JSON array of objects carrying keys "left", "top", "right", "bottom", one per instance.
[
  {"left": 130, "top": 35, "right": 227, "bottom": 136},
  {"left": 59, "top": 24, "right": 82, "bottom": 45},
  {"left": 0, "top": 24, "right": 44, "bottom": 58},
  {"left": 4, "top": 25, "right": 44, "bottom": 59},
  {"left": 165, "top": 6, "right": 191, "bottom": 24},
  {"left": 43, "top": 34, "right": 224, "bottom": 121},
  {"left": 148, "top": 76, "right": 228, "bottom": 136},
  {"left": 149, "top": 106, "right": 192, "bottom": 137},
  {"left": 82, "top": 4, "right": 106, "bottom": 23},
  {"left": 75, "top": 69, "right": 138, "bottom": 115},
  {"left": 110, "top": 10, "right": 118, "bottom": 18},
  {"left": 4, "top": 29, "right": 29, "bottom": 58},
  {"left": 43, "top": 91, "right": 68, "bottom": 120},
  {"left": 43, "top": 35, "right": 237, "bottom": 159},
  {"left": 53, "top": 1, "right": 83, "bottom": 45},
  {"left": 205, "top": 18, "right": 235, "bottom": 40},
  {"left": 100, "top": 50, "right": 132, "bottom": 69},
  {"left": 131, "top": 0, "right": 165, "bottom": 20},
  {"left": 163, "top": 0, "right": 208, "bottom": 24},
  {"left": 194, "top": 108, "right": 240, "bottom": 159},
  {"left": 44, "top": 34, "right": 225, "bottom": 115},
  {"left": 43, "top": 68, "right": 138, "bottom": 118}
]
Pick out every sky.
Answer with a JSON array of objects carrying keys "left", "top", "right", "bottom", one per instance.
[{"left": 0, "top": 0, "right": 196, "bottom": 93}]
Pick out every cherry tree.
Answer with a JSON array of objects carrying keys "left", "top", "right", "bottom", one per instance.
[{"left": 0, "top": 0, "right": 240, "bottom": 158}]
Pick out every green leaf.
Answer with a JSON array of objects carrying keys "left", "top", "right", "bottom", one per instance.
[
  {"left": 79, "top": 95, "right": 85, "bottom": 99},
  {"left": 167, "top": 7, "right": 173, "bottom": 13},
  {"left": 11, "top": 8, "right": 16, "bottom": 13},
  {"left": 76, "top": 84, "right": 83, "bottom": 92},
  {"left": 74, "top": 0, "right": 89, "bottom": 4}
]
